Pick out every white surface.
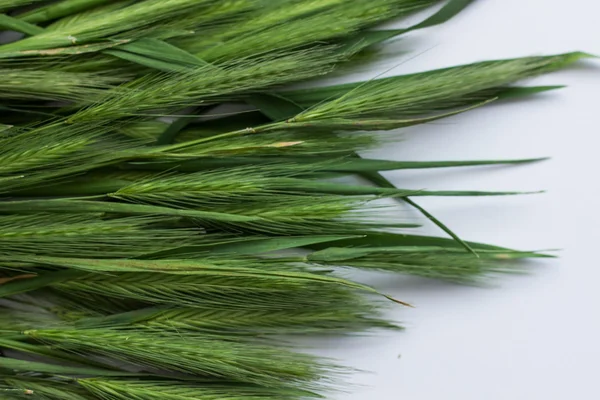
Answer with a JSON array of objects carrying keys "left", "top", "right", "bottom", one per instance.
[{"left": 316, "top": 1, "right": 600, "bottom": 399}]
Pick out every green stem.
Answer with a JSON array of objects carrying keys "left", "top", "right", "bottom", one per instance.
[
  {"left": 19, "top": 0, "right": 118, "bottom": 24},
  {"left": 156, "top": 121, "right": 285, "bottom": 153},
  {"left": 0, "top": 198, "right": 262, "bottom": 222},
  {"left": 404, "top": 197, "right": 478, "bottom": 257},
  {"left": 0, "top": 14, "right": 44, "bottom": 36}
]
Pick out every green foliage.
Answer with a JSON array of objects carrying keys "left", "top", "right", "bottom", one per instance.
[
  {"left": 80, "top": 379, "right": 319, "bottom": 400},
  {"left": 23, "top": 328, "right": 336, "bottom": 388},
  {"left": 0, "top": 0, "right": 584, "bottom": 398}
]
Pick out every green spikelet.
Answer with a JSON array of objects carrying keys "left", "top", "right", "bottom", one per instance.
[{"left": 0, "top": 0, "right": 586, "bottom": 398}]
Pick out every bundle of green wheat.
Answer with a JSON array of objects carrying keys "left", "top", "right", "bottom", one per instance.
[{"left": 0, "top": 0, "right": 588, "bottom": 398}]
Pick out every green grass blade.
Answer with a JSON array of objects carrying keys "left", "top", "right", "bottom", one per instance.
[
  {"left": 106, "top": 38, "right": 210, "bottom": 72},
  {"left": 246, "top": 93, "right": 305, "bottom": 122},
  {"left": 497, "top": 85, "right": 565, "bottom": 99},
  {"left": 206, "top": 235, "right": 364, "bottom": 255},
  {"left": 357, "top": 166, "right": 477, "bottom": 255},
  {"left": 155, "top": 107, "right": 201, "bottom": 145},
  {"left": 338, "top": 0, "right": 476, "bottom": 52},
  {"left": 321, "top": 157, "right": 548, "bottom": 172},
  {"left": 0, "top": 270, "right": 82, "bottom": 298},
  {"left": 404, "top": 196, "right": 477, "bottom": 256},
  {"left": 19, "top": 0, "right": 112, "bottom": 24},
  {"left": 0, "top": 13, "right": 44, "bottom": 35},
  {"left": 0, "top": 357, "right": 142, "bottom": 377},
  {"left": 0, "top": 199, "right": 263, "bottom": 222}
]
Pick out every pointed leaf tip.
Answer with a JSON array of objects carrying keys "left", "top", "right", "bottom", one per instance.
[
  {"left": 571, "top": 51, "right": 598, "bottom": 60},
  {"left": 553, "top": 51, "right": 598, "bottom": 68},
  {"left": 498, "top": 86, "right": 566, "bottom": 100},
  {"left": 385, "top": 295, "right": 414, "bottom": 308}
]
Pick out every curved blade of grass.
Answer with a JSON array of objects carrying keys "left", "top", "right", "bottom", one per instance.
[
  {"left": 338, "top": 0, "right": 476, "bottom": 53},
  {"left": 410, "top": 0, "right": 475, "bottom": 30}
]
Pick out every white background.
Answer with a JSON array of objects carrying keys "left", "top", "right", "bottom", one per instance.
[{"left": 314, "top": 1, "right": 600, "bottom": 399}]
